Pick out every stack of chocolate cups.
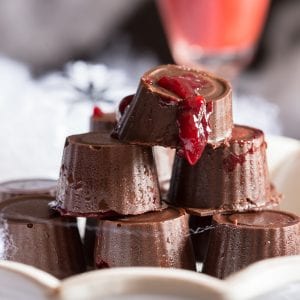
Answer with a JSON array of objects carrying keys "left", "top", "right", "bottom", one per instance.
[
  {"left": 112, "top": 64, "right": 299, "bottom": 277},
  {"left": 55, "top": 111, "right": 195, "bottom": 270},
  {"left": 54, "top": 64, "right": 299, "bottom": 276}
]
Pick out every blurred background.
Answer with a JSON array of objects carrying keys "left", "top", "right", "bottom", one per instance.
[{"left": 0, "top": 0, "right": 299, "bottom": 180}]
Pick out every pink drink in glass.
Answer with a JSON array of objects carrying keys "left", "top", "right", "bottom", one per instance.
[{"left": 157, "top": 0, "right": 270, "bottom": 77}]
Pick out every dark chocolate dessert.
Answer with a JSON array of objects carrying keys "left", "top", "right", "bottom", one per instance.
[
  {"left": 202, "top": 210, "right": 300, "bottom": 278},
  {"left": 114, "top": 64, "right": 232, "bottom": 165},
  {"left": 55, "top": 131, "right": 162, "bottom": 217},
  {"left": 168, "top": 125, "right": 280, "bottom": 215},
  {"left": 118, "top": 94, "right": 135, "bottom": 117},
  {"left": 0, "top": 178, "right": 57, "bottom": 202},
  {"left": 94, "top": 207, "right": 196, "bottom": 270},
  {"left": 90, "top": 106, "right": 116, "bottom": 132},
  {"left": 0, "top": 196, "right": 86, "bottom": 279}
]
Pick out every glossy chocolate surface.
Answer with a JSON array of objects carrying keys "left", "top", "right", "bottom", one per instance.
[
  {"left": 0, "top": 196, "right": 86, "bottom": 278},
  {"left": 0, "top": 196, "right": 58, "bottom": 220},
  {"left": 94, "top": 207, "right": 196, "bottom": 270},
  {"left": 168, "top": 125, "right": 280, "bottom": 215},
  {"left": 218, "top": 210, "right": 298, "bottom": 228},
  {"left": 202, "top": 210, "right": 300, "bottom": 278},
  {"left": 55, "top": 131, "right": 162, "bottom": 216}
]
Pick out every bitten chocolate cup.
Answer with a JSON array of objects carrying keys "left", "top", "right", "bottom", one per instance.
[
  {"left": 0, "top": 178, "right": 57, "bottom": 202},
  {"left": 202, "top": 210, "right": 300, "bottom": 278},
  {"left": 114, "top": 64, "right": 232, "bottom": 147},
  {"left": 94, "top": 207, "right": 196, "bottom": 270},
  {"left": 90, "top": 112, "right": 116, "bottom": 132},
  {"left": 0, "top": 196, "right": 86, "bottom": 279},
  {"left": 168, "top": 125, "right": 281, "bottom": 215},
  {"left": 55, "top": 132, "right": 162, "bottom": 217}
]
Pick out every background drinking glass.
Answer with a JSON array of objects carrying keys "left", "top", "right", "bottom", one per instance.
[{"left": 157, "top": 0, "right": 270, "bottom": 78}]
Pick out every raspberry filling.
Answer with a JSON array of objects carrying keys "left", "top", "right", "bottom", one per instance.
[
  {"left": 157, "top": 74, "right": 212, "bottom": 165},
  {"left": 119, "top": 94, "right": 134, "bottom": 115}
]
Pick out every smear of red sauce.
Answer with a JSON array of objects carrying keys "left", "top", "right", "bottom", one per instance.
[
  {"left": 157, "top": 74, "right": 212, "bottom": 165},
  {"left": 119, "top": 94, "right": 134, "bottom": 115},
  {"left": 92, "top": 106, "right": 104, "bottom": 118}
]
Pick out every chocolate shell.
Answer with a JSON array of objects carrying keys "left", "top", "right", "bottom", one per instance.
[
  {"left": 0, "top": 196, "right": 86, "bottom": 279},
  {"left": 0, "top": 178, "right": 57, "bottom": 202},
  {"left": 168, "top": 125, "right": 280, "bottom": 215},
  {"left": 55, "top": 131, "right": 162, "bottom": 216},
  {"left": 202, "top": 210, "right": 300, "bottom": 278},
  {"left": 94, "top": 207, "right": 195, "bottom": 270},
  {"left": 114, "top": 64, "right": 232, "bottom": 147}
]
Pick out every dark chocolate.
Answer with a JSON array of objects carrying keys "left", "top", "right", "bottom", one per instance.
[
  {"left": 202, "top": 210, "right": 300, "bottom": 278},
  {"left": 55, "top": 131, "right": 162, "bottom": 216},
  {"left": 0, "top": 196, "right": 86, "bottom": 279},
  {"left": 168, "top": 125, "right": 281, "bottom": 215},
  {"left": 94, "top": 207, "right": 196, "bottom": 270}
]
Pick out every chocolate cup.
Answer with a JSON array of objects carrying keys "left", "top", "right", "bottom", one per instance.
[
  {"left": 202, "top": 210, "right": 300, "bottom": 278},
  {"left": 0, "top": 196, "right": 86, "bottom": 279},
  {"left": 55, "top": 131, "right": 162, "bottom": 216},
  {"left": 0, "top": 178, "right": 57, "bottom": 202},
  {"left": 114, "top": 64, "right": 233, "bottom": 147},
  {"left": 94, "top": 207, "right": 196, "bottom": 270},
  {"left": 189, "top": 215, "right": 212, "bottom": 263},
  {"left": 90, "top": 112, "right": 116, "bottom": 132},
  {"left": 168, "top": 125, "right": 281, "bottom": 215}
]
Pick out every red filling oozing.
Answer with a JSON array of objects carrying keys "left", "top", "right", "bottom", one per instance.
[
  {"left": 157, "top": 74, "right": 212, "bottom": 165},
  {"left": 119, "top": 94, "right": 135, "bottom": 115},
  {"left": 93, "top": 106, "right": 104, "bottom": 118}
]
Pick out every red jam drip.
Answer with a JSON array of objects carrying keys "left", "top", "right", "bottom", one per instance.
[
  {"left": 223, "top": 145, "right": 256, "bottom": 172},
  {"left": 157, "top": 74, "right": 212, "bottom": 165},
  {"left": 93, "top": 106, "right": 104, "bottom": 118},
  {"left": 119, "top": 94, "right": 134, "bottom": 115}
]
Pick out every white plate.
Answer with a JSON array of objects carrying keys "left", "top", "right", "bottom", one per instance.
[{"left": 0, "top": 256, "right": 300, "bottom": 300}]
